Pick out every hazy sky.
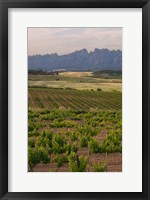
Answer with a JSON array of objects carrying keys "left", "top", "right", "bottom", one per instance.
[{"left": 28, "top": 27, "right": 122, "bottom": 56}]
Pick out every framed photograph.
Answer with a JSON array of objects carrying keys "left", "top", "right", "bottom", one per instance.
[{"left": 0, "top": 0, "right": 150, "bottom": 199}]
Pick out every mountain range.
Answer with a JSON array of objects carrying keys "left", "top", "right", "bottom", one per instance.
[{"left": 28, "top": 48, "right": 122, "bottom": 71}]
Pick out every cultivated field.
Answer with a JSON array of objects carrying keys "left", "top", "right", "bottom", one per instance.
[
  {"left": 28, "top": 72, "right": 122, "bottom": 91},
  {"left": 28, "top": 72, "right": 122, "bottom": 172},
  {"left": 29, "top": 88, "right": 121, "bottom": 110}
]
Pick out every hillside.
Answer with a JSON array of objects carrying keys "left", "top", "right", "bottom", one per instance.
[{"left": 28, "top": 48, "right": 122, "bottom": 71}]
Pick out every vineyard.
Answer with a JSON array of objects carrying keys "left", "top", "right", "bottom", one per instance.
[
  {"left": 28, "top": 87, "right": 122, "bottom": 172},
  {"left": 28, "top": 88, "right": 122, "bottom": 110}
]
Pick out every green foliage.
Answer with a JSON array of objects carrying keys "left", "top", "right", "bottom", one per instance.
[
  {"left": 74, "top": 110, "right": 87, "bottom": 115},
  {"left": 28, "top": 108, "right": 122, "bottom": 172},
  {"left": 28, "top": 147, "right": 50, "bottom": 170},
  {"left": 89, "top": 130, "right": 122, "bottom": 154},
  {"left": 52, "top": 134, "right": 68, "bottom": 154},
  {"left": 55, "top": 154, "right": 68, "bottom": 167},
  {"left": 39, "top": 110, "right": 51, "bottom": 115},
  {"left": 36, "top": 131, "right": 53, "bottom": 153},
  {"left": 28, "top": 138, "right": 35, "bottom": 148},
  {"left": 93, "top": 161, "right": 106, "bottom": 172},
  {"left": 50, "top": 120, "right": 75, "bottom": 128},
  {"left": 28, "top": 147, "right": 39, "bottom": 168},
  {"left": 71, "top": 142, "right": 78, "bottom": 152},
  {"left": 100, "top": 130, "right": 122, "bottom": 153},
  {"left": 28, "top": 128, "right": 40, "bottom": 137},
  {"left": 69, "top": 131, "right": 78, "bottom": 142},
  {"left": 89, "top": 139, "right": 101, "bottom": 153},
  {"left": 76, "top": 126, "right": 98, "bottom": 137},
  {"left": 87, "top": 120, "right": 98, "bottom": 127},
  {"left": 78, "top": 156, "right": 88, "bottom": 172},
  {"left": 28, "top": 111, "right": 39, "bottom": 119},
  {"left": 97, "top": 88, "right": 102, "bottom": 91},
  {"left": 37, "top": 146, "right": 50, "bottom": 164},
  {"left": 29, "top": 88, "right": 122, "bottom": 111},
  {"left": 70, "top": 116, "right": 81, "bottom": 121},
  {"left": 68, "top": 152, "right": 88, "bottom": 172},
  {"left": 28, "top": 123, "right": 35, "bottom": 132},
  {"left": 41, "top": 111, "right": 66, "bottom": 121},
  {"left": 80, "top": 136, "right": 89, "bottom": 147},
  {"left": 92, "top": 70, "right": 122, "bottom": 79},
  {"left": 84, "top": 112, "right": 93, "bottom": 119}
]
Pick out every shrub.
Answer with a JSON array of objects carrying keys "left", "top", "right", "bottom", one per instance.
[
  {"left": 74, "top": 110, "right": 87, "bottom": 115},
  {"left": 28, "top": 147, "right": 39, "bottom": 171},
  {"left": 97, "top": 88, "right": 102, "bottom": 91},
  {"left": 94, "top": 161, "right": 106, "bottom": 172},
  {"left": 52, "top": 134, "right": 67, "bottom": 154},
  {"left": 39, "top": 110, "right": 51, "bottom": 115},
  {"left": 55, "top": 154, "right": 68, "bottom": 167},
  {"left": 79, "top": 156, "right": 88, "bottom": 172},
  {"left": 68, "top": 152, "right": 88, "bottom": 172},
  {"left": 50, "top": 120, "right": 75, "bottom": 128},
  {"left": 80, "top": 136, "right": 88, "bottom": 147},
  {"left": 28, "top": 147, "right": 50, "bottom": 171},
  {"left": 70, "top": 116, "right": 81, "bottom": 121},
  {"left": 71, "top": 142, "right": 78, "bottom": 152},
  {"left": 28, "top": 128, "right": 40, "bottom": 137},
  {"left": 100, "top": 130, "right": 122, "bottom": 153},
  {"left": 28, "top": 138, "right": 35, "bottom": 148},
  {"left": 28, "top": 123, "right": 35, "bottom": 132},
  {"left": 87, "top": 120, "right": 98, "bottom": 128},
  {"left": 41, "top": 114, "right": 50, "bottom": 120},
  {"left": 69, "top": 131, "right": 78, "bottom": 142},
  {"left": 89, "top": 139, "right": 100, "bottom": 153},
  {"left": 84, "top": 112, "right": 93, "bottom": 119},
  {"left": 77, "top": 126, "right": 97, "bottom": 137},
  {"left": 37, "top": 146, "right": 50, "bottom": 164},
  {"left": 53, "top": 134, "right": 65, "bottom": 146},
  {"left": 36, "top": 131, "right": 53, "bottom": 153}
]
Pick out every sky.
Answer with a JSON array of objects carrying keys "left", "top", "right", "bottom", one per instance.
[{"left": 28, "top": 27, "right": 122, "bottom": 56}]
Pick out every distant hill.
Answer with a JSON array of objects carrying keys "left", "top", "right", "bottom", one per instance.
[
  {"left": 92, "top": 70, "right": 122, "bottom": 79},
  {"left": 28, "top": 48, "right": 122, "bottom": 71}
]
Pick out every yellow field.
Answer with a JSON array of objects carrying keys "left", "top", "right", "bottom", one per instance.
[
  {"left": 59, "top": 71, "right": 93, "bottom": 77},
  {"left": 29, "top": 80, "right": 121, "bottom": 91},
  {"left": 29, "top": 72, "right": 122, "bottom": 92}
]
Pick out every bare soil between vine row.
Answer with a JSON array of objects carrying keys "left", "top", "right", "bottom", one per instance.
[{"left": 33, "top": 153, "right": 122, "bottom": 172}]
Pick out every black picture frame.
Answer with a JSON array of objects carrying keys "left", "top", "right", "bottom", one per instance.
[{"left": 0, "top": 0, "right": 150, "bottom": 199}]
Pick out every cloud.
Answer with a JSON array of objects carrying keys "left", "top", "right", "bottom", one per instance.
[{"left": 28, "top": 27, "right": 122, "bottom": 55}]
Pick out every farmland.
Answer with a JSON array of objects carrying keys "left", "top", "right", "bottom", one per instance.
[
  {"left": 29, "top": 88, "right": 121, "bottom": 110},
  {"left": 28, "top": 72, "right": 122, "bottom": 91},
  {"left": 28, "top": 72, "right": 122, "bottom": 172}
]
